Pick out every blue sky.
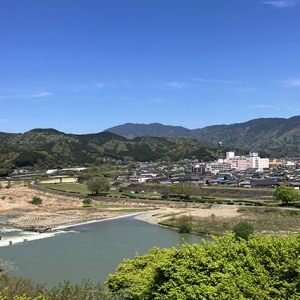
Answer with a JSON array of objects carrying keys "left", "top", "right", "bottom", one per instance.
[{"left": 1, "top": 0, "right": 300, "bottom": 134}]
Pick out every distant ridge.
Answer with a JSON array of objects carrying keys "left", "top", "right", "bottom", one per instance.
[
  {"left": 105, "top": 115, "right": 300, "bottom": 157},
  {"left": 105, "top": 122, "right": 191, "bottom": 139},
  {"left": 1, "top": 115, "right": 300, "bottom": 174}
]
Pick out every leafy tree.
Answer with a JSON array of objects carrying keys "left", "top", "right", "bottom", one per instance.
[
  {"left": 82, "top": 198, "right": 92, "bottom": 207},
  {"left": 87, "top": 176, "right": 110, "bottom": 195},
  {"left": 233, "top": 221, "right": 254, "bottom": 240},
  {"left": 170, "top": 182, "right": 200, "bottom": 199},
  {"left": 106, "top": 233, "right": 300, "bottom": 299},
  {"left": 170, "top": 183, "right": 180, "bottom": 196},
  {"left": 29, "top": 196, "right": 43, "bottom": 206},
  {"left": 273, "top": 185, "right": 300, "bottom": 205}
]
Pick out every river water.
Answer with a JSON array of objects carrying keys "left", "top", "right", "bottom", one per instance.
[{"left": 0, "top": 215, "right": 208, "bottom": 288}]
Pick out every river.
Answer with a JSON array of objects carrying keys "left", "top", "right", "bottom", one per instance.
[{"left": 0, "top": 215, "right": 209, "bottom": 289}]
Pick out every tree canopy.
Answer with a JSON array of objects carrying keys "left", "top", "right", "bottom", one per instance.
[
  {"left": 87, "top": 176, "right": 110, "bottom": 195},
  {"left": 106, "top": 233, "right": 300, "bottom": 299},
  {"left": 170, "top": 182, "right": 200, "bottom": 199},
  {"left": 273, "top": 185, "right": 300, "bottom": 205}
]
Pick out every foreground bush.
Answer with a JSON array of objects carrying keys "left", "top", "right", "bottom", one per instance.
[
  {"left": 106, "top": 233, "right": 300, "bottom": 299},
  {"left": 0, "top": 276, "right": 45, "bottom": 299},
  {"left": 0, "top": 276, "right": 112, "bottom": 300},
  {"left": 43, "top": 279, "right": 110, "bottom": 300}
]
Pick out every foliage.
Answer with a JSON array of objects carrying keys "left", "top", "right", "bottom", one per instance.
[
  {"left": 0, "top": 129, "right": 220, "bottom": 169},
  {"left": 176, "top": 215, "right": 193, "bottom": 233},
  {"left": 82, "top": 198, "right": 92, "bottom": 207},
  {"left": 0, "top": 276, "right": 45, "bottom": 299},
  {"left": 169, "top": 183, "right": 180, "bottom": 196},
  {"left": 0, "top": 293, "right": 45, "bottom": 300},
  {"left": 106, "top": 233, "right": 300, "bottom": 299},
  {"left": 14, "top": 151, "right": 48, "bottom": 168},
  {"left": 43, "top": 279, "right": 109, "bottom": 300},
  {"left": 77, "top": 165, "right": 118, "bottom": 183},
  {"left": 29, "top": 196, "right": 43, "bottom": 206},
  {"left": 233, "top": 221, "right": 254, "bottom": 240},
  {"left": 170, "top": 182, "right": 201, "bottom": 199},
  {"left": 87, "top": 176, "right": 110, "bottom": 195},
  {"left": 0, "top": 276, "right": 111, "bottom": 300},
  {"left": 273, "top": 186, "right": 300, "bottom": 205}
]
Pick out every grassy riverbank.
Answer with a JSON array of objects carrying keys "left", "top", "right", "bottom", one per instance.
[
  {"left": 160, "top": 207, "right": 300, "bottom": 236},
  {"left": 2, "top": 180, "right": 300, "bottom": 237}
]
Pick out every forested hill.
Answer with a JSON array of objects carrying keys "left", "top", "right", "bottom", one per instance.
[
  {"left": 1, "top": 115, "right": 299, "bottom": 174},
  {"left": 105, "top": 115, "right": 300, "bottom": 157},
  {"left": 0, "top": 129, "right": 222, "bottom": 174},
  {"left": 105, "top": 122, "right": 192, "bottom": 139}
]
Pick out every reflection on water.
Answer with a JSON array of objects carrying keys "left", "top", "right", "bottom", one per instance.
[{"left": 0, "top": 215, "right": 209, "bottom": 288}]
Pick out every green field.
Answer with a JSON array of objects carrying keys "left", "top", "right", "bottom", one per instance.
[{"left": 38, "top": 182, "right": 90, "bottom": 194}]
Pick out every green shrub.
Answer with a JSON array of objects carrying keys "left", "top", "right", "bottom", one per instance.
[
  {"left": 82, "top": 198, "right": 92, "bottom": 207},
  {"left": 29, "top": 196, "right": 43, "bottom": 206},
  {"left": 233, "top": 221, "right": 254, "bottom": 240},
  {"left": 177, "top": 215, "right": 193, "bottom": 233}
]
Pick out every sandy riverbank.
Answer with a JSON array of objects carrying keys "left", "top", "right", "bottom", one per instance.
[{"left": 0, "top": 181, "right": 239, "bottom": 229}]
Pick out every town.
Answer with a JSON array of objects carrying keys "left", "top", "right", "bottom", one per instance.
[{"left": 8, "top": 150, "right": 300, "bottom": 191}]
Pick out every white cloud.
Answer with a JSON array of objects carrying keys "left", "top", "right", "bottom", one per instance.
[
  {"left": 263, "top": 0, "right": 299, "bottom": 8},
  {"left": 0, "top": 88, "right": 53, "bottom": 99},
  {"left": 167, "top": 81, "right": 186, "bottom": 89},
  {"left": 285, "top": 78, "right": 300, "bottom": 86},
  {"left": 29, "top": 91, "right": 53, "bottom": 98},
  {"left": 189, "top": 78, "right": 243, "bottom": 84}
]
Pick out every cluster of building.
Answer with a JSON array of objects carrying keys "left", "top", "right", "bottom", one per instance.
[
  {"left": 193, "top": 151, "right": 270, "bottom": 173},
  {"left": 118, "top": 151, "right": 300, "bottom": 189}
]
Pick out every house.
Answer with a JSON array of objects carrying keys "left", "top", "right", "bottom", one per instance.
[{"left": 251, "top": 179, "right": 279, "bottom": 188}]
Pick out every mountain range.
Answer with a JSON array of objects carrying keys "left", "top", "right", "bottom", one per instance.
[
  {"left": 105, "top": 115, "right": 300, "bottom": 158},
  {"left": 0, "top": 115, "right": 300, "bottom": 174}
]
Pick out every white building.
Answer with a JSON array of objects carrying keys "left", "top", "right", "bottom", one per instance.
[
  {"left": 207, "top": 161, "right": 232, "bottom": 173},
  {"left": 225, "top": 151, "right": 269, "bottom": 171}
]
